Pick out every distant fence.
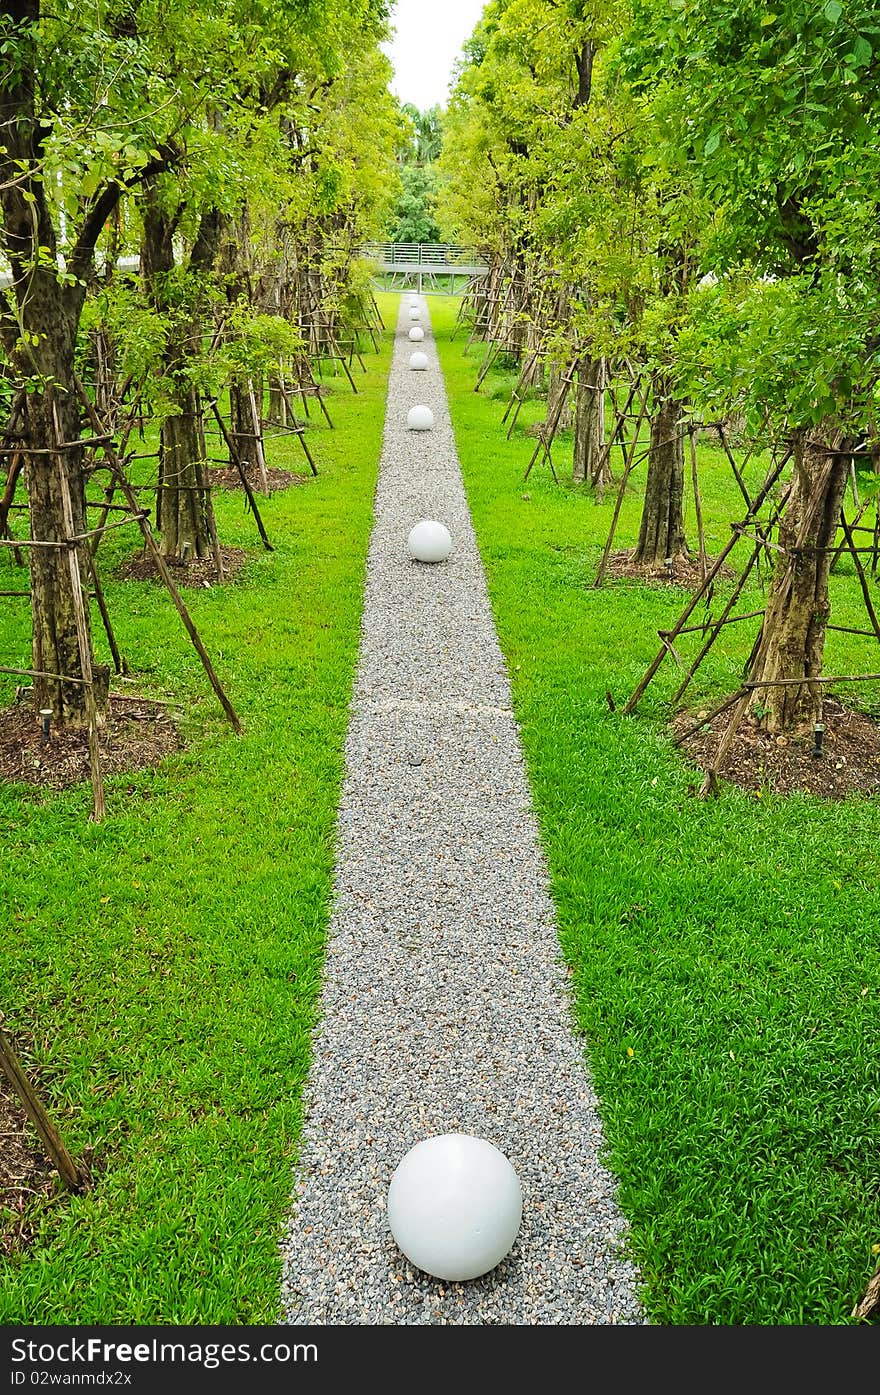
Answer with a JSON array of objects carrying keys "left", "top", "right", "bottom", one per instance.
[{"left": 362, "top": 242, "right": 489, "bottom": 294}]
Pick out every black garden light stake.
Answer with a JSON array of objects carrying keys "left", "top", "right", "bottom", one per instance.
[
  {"left": 39, "top": 708, "right": 52, "bottom": 745},
  {"left": 812, "top": 721, "right": 825, "bottom": 759}
]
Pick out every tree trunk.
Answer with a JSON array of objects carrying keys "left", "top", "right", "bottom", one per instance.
[
  {"left": 573, "top": 357, "right": 604, "bottom": 484},
  {"left": 229, "top": 381, "right": 261, "bottom": 471},
  {"left": 24, "top": 372, "right": 97, "bottom": 724},
  {"left": 157, "top": 392, "right": 211, "bottom": 560},
  {"left": 141, "top": 184, "right": 212, "bottom": 561},
  {"left": 747, "top": 430, "right": 848, "bottom": 734},
  {"left": 0, "top": 6, "right": 101, "bottom": 726},
  {"left": 633, "top": 379, "right": 688, "bottom": 567},
  {"left": 545, "top": 361, "right": 573, "bottom": 434}
]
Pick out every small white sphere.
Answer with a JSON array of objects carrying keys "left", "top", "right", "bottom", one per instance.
[
  {"left": 407, "top": 519, "right": 453, "bottom": 563},
  {"left": 387, "top": 1134, "right": 522, "bottom": 1281},
  {"left": 409, "top": 351, "right": 429, "bottom": 371},
  {"left": 408, "top": 326, "right": 425, "bottom": 342},
  {"left": 407, "top": 404, "right": 434, "bottom": 431},
  {"left": 410, "top": 307, "right": 422, "bottom": 321}
]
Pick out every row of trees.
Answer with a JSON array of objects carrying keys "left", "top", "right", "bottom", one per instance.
[
  {"left": 0, "top": 0, "right": 402, "bottom": 726},
  {"left": 437, "top": 0, "right": 880, "bottom": 734}
]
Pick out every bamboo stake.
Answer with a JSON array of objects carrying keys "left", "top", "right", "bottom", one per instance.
[
  {"left": 194, "top": 402, "right": 224, "bottom": 582},
  {"left": 622, "top": 448, "right": 793, "bottom": 714},
  {"left": 53, "top": 402, "right": 105, "bottom": 822},
  {"left": 673, "top": 687, "right": 750, "bottom": 748},
  {"left": 670, "top": 547, "right": 763, "bottom": 705},
  {"left": 593, "top": 383, "right": 652, "bottom": 588},
  {"left": 590, "top": 375, "right": 640, "bottom": 488},
  {"left": 247, "top": 379, "right": 271, "bottom": 495},
  {"left": 698, "top": 688, "right": 753, "bottom": 797},
  {"left": 0, "top": 1028, "right": 82, "bottom": 1191},
  {"left": 208, "top": 401, "right": 274, "bottom": 551},
  {"left": 837, "top": 508, "right": 880, "bottom": 644},
  {"left": 86, "top": 552, "right": 124, "bottom": 675},
  {"left": 0, "top": 664, "right": 88, "bottom": 684},
  {"left": 689, "top": 425, "right": 707, "bottom": 581},
  {"left": 74, "top": 377, "right": 242, "bottom": 735}
]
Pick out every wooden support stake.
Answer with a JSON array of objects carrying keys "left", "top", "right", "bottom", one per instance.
[
  {"left": 209, "top": 402, "right": 274, "bottom": 552},
  {"left": 837, "top": 507, "right": 880, "bottom": 644},
  {"left": 195, "top": 402, "right": 224, "bottom": 582},
  {"left": 698, "top": 688, "right": 753, "bottom": 797},
  {"left": 74, "top": 377, "right": 243, "bottom": 734},
  {"left": 689, "top": 425, "right": 708, "bottom": 582},
  {"left": 622, "top": 448, "right": 792, "bottom": 714},
  {"left": 716, "top": 423, "right": 754, "bottom": 512},
  {"left": 590, "top": 375, "right": 640, "bottom": 488},
  {"left": 673, "top": 686, "right": 750, "bottom": 748},
  {"left": 86, "top": 552, "right": 125, "bottom": 675},
  {"left": 0, "top": 1028, "right": 82, "bottom": 1190},
  {"left": 247, "top": 379, "right": 271, "bottom": 495},
  {"left": 593, "top": 384, "right": 652, "bottom": 587},
  {"left": 670, "top": 545, "right": 763, "bottom": 705},
  {"left": 53, "top": 403, "right": 105, "bottom": 823}
]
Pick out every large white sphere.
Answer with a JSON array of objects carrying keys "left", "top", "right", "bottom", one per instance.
[
  {"left": 409, "top": 351, "right": 429, "bottom": 371},
  {"left": 408, "top": 325, "right": 425, "bottom": 342},
  {"left": 409, "top": 307, "right": 422, "bottom": 321},
  {"left": 407, "top": 404, "right": 434, "bottom": 431},
  {"left": 387, "top": 1134, "right": 522, "bottom": 1281},
  {"left": 407, "top": 519, "right": 453, "bottom": 563}
]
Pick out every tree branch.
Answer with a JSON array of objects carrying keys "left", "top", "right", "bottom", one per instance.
[{"left": 64, "top": 142, "right": 180, "bottom": 292}]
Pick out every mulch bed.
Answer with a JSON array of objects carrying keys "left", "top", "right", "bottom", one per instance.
[
  {"left": 0, "top": 697, "right": 182, "bottom": 790},
  {"left": 603, "top": 549, "right": 734, "bottom": 589},
  {"left": 116, "top": 545, "right": 249, "bottom": 587},
  {"left": 673, "top": 696, "right": 880, "bottom": 798},
  {"left": 206, "top": 465, "right": 306, "bottom": 493}
]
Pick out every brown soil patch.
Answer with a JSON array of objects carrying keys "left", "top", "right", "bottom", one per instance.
[
  {"left": 0, "top": 696, "right": 181, "bottom": 790},
  {"left": 117, "top": 545, "right": 248, "bottom": 587},
  {"left": 206, "top": 465, "right": 306, "bottom": 493},
  {"left": 603, "top": 550, "right": 735, "bottom": 589},
  {"left": 674, "top": 697, "right": 880, "bottom": 798}
]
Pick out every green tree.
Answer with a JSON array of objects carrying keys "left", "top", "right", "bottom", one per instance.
[
  {"left": 390, "top": 164, "right": 440, "bottom": 242},
  {"left": 621, "top": 0, "right": 880, "bottom": 729}
]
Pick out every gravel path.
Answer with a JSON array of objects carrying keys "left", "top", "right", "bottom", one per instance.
[{"left": 280, "top": 298, "right": 644, "bottom": 1325}]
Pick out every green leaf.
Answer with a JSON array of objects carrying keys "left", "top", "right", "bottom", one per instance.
[
  {"left": 704, "top": 129, "right": 721, "bottom": 156},
  {"left": 760, "top": 13, "right": 778, "bottom": 25},
  {"left": 851, "top": 35, "right": 873, "bottom": 65},
  {"left": 823, "top": 0, "right": 842, "bottom": 20}
]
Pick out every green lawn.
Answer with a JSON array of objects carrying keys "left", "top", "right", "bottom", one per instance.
[
  {"left": 433, "top": 294, "right": 880, "bottom": 1325},
  {"left": 0, "top": 296, "right": 398, "bottom": 1323}
]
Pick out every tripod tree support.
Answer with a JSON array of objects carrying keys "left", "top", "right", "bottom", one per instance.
[{"left": 75, "top": 377, "right": 243, "bottom": 736}]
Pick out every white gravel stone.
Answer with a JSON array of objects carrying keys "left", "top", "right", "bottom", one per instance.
[{"left": 280, "top": 299, "right": 645, "bottom": 1326}]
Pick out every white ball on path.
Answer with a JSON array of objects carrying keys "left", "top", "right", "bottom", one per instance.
[
  {"left": 387, "top": 1134, "right": 522, "bottom": 1281},
  {"left": 407, "top": 520, "right": 453, "bottom": 563},
  {"left": 409, "top": 351, "right": 428, "bottom": 370},
  {"left": 407, "top": 404, "right": 434, "bottom": 431},
  {"left": 408, "top": 326, "right": 425, "bottom": 341}
]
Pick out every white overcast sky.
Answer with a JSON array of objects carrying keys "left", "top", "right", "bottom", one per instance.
[{"left": 382, "top": 0, "right": 487, "bottom": 110}]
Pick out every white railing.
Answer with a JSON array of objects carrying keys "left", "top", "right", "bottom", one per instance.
[{"left": 363, "top": 242, "right": 488, "bottom": 271}]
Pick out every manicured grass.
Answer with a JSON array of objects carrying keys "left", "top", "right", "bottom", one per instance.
[
  {"left": 0, "top": 296, "right": 398, "bottom": 1323},
  {"left": 433, "top": 294, "right": 880, "bottom": 1325}
]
